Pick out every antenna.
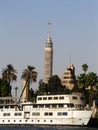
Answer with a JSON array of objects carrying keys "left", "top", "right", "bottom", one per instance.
[
  {"left": 48, "top": 22, "right": 51, "bottom": 38},
  {"left": 69, "top": 54, "right": 71, "bottom": 64}
]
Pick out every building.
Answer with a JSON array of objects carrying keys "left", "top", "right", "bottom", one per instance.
[
  {"left": 44, "top": 23, "right": 53, "bottom": 83},
  {"left": 61, "top": 64, "right": 76, "bottom": 90}
]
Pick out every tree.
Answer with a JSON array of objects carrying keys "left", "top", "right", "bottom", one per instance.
[
  {"left": 86, "top": 72, "right": 98, "bottom": 106},
  {"left": 2, "top": 64, "right": 17, "bottom": 95},
  {"left": 0, "top": 79, "right": 11, "bottom": 97},
  {"left": 77, "top": 71, "right": 98, "bottom": 106},
  {"left": 20, "top": 65, "right": 37, "bottom": 101},
  {"left": 48, "top": 75, "right": 65, "bottom": 94},
  {"left": 77, "top": 74, "right": 87, "bottom": 89},
  {"left": 38, "top": 79, "right": 49, "bottom": 95},
  {"left": 82, "top": 64, "right": 88, "bottom": 74}
]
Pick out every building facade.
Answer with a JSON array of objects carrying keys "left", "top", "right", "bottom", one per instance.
[
  {"left": 44, "top": 23, "right": 53, "bottom": 83},
  {"left": 61, "top": 64, "right": 76, "bottom": 90}
]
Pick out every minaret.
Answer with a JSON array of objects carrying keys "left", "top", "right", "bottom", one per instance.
[{"left": 44, "top": 23, "right": 53, "bottom": 83}]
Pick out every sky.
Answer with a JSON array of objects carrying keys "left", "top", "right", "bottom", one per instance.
[{"left": 0, "top": 0, "right": 98, "bottom": 98}]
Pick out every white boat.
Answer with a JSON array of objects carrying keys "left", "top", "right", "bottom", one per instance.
[{"left": 0, "top": 93, "right": 92, "bottom": 126}]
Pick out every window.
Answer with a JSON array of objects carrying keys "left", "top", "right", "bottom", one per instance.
[
  {"left": 54, "top": 97, "right": 58, "bottom": 100},
  {"left": 43, "top": 97, "right": 47, "bottom": 100},
  {"left": 58, "top": 104, "right": 64, "bottom": 108},
  {"left": 32, "top": 112, "right": 40, "bottom": 116},
  {"left": 44, "top": 112, "right": 53, "bottom": 116},
  {"left": 80, "top": 97, "right": 84, "bottom": 100},
  {"left": 14, "top": 113, "right": 22, "bottom": 116},
  {"left": 44, "top": 112, "right": 48, "bottom": 116},
  {"left": 5, "top": 106, "right": 9, "bottom": 108},
  {"left": 52, "top": 104, "right": 57, "bottom": 108},
  {"left": 57, "top": 112, "right": 68, "bottom": 116},
  {"left": 67, "top": 103, "right": 74, "bottom": 108},
  {"left": 48, "top": 97, "right": 52, "bottom": 100},
  {"left": 72, "top": 96, "right": 77, "bottom": 100},
  {"left": 59, "top": 96, "right": 64, "bottom": 100},
  {"left": 45, "top": 104, "right": 50, "bottom": 108},
  {"left": 39, "top": 104, "right": 44, "bottom": 108},
  {"left": 3, "top": 113, "right": 10, "bottom": 116},
  {"left": 38, "top": 97, "right": 42, "bottom": 100},
  {"left": 33, "top": 105, "right": 37, "bottom": 108},
  {"left": 49, "top": 112, "right": 53, "bottom": 116},
  {"left": 10, "top": 106, "right": 14, "bottom": 109},
  {"left": 63, "top": 112, "right": 67, "bottom": 116}
]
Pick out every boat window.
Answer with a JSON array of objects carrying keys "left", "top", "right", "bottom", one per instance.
[
  {"left": 3, "top": 113, "right": 10, "bottom": 116},
  {"left": 14, "top": 113, "right": 22, "bottom": 116},
  {"left": 59, "top": 96, "right": 64, "bottom": 100},
  {"left": 72, "top": 96, "right": 77, "bottom": 100},
  {"left": 45, "top": 104, "right": 50, "bottom": 108},
  {"left": 58, "top": 104, "right": 64, "bottom": 108},
  {"left": 54, "top": 97, "right": 58, "bottom": 100},
  {"left": 44, "top": 112, "right": 53, "bottom": 116},
  {"left": 39, "top": 104, "right": 44, "bottom": 108},
  {"left": 52, "top": 104, "right": 57, "bottom": 108},
  {"left": 63, "top": 112, "right": 67, "bottom": 116},
  {"left": 33, "top": 105, "right": 37, "bottom": 108},
  {"left": 43, "top": 97, "right": 47, "bottom": 100},
  {"left": 44, "top": 112, "right": 48, "bottom": 116},
  {"left": 48, "top": 97, "right": 52, "bottom": 100},
  {"left": 67, "top": 103, "right": 74, "bottom": 108},
  {"left": 0, "top": 100, "right": 4, "bottom": 104},
  {"left": 38, "top": 97, "right": 42, "bottom": 100},
  {"left": 5, "top": 106, "right": 9, "bottom": 109},
  {"left": 32, "top": 112, "right": 40, "bottom": 116},
  {"left": 57, "top": 112, "right": 68, "bottom": 116},
  {"left": 80, "top": 97, "right": 84, "bottom": 100},
  {"left": 10, "top": 106, "right": 14, "bottom": 109}
]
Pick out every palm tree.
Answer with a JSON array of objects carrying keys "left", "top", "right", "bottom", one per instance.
[
  {"left": 2, "top": 64, "right": 17, "bottom": 95},
  {"left": 86, "top": 72, "right": 98, "bottom": 106},
  {"left": 82, "top": 64, "right": 88, "bottom": 74},
  {"left": 20, "top": 65, "right": 37, "bottom": 102}
]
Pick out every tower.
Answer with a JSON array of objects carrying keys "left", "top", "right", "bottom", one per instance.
[
  {"left": 44, "top": 23, "right": 53, "bottom": 83},
  {"left": 61, "top": 64, "right": 76, "bottom": 90}
]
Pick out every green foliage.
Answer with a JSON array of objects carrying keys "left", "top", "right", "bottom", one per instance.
[
  {"left": 2, "top": 64, "right": 17, "bottom": 85},
  {"left": 0, "top": 79, "right": 11, "bottom": 97},
  {"left": 38, "top": 75, "right": 67, "bottom": 95},
  {"left": 82, "top": 64, "right": 88, "bottom": 74},
  {"left": 20, "top": 65, "right": 37, "bottom": 102},
  {"left": 77, "top": 64, "right": 98, "bottom": 106},
  {"left": 48, "top": 75, "right": 65, "bottom": 94}
]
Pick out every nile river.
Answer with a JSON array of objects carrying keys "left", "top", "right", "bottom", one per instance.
[{"left": 0, "top": 126, "right": 97, "bottom": 130}]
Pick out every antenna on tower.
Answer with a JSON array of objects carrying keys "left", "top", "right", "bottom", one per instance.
[
  {"left": 69, "top": 54, "right": 71, "bottom": 64},
  {"left": 48, "top": 22, "right": 51, "bottom": 38}
]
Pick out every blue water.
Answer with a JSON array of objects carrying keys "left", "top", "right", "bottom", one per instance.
[{"left": 0, "top": 126, "right": 97, "bottom": 130}]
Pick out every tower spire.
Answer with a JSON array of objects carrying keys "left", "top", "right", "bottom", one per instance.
[{"left": 48, "top": 22, "right": 51, "bottom": 38}]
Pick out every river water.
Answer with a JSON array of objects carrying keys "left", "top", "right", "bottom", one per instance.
[{"left": 0, "top": 126, "right": 97, "bottom": 130}]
